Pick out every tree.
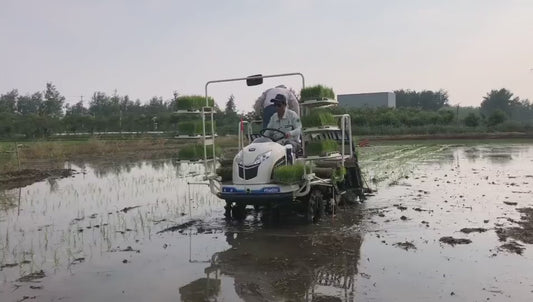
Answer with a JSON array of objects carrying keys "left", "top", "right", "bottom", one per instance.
[
  {"left": 437, "top": 110, "right": 454, "bottom": 125},
  {"left": 487, "top": 110, "right": 506, "bottom": 126},
  {"left": 42, "top": 82, "right": 65, "bottom": 117},
  {"left": 146, "top": 96, "right": 167, "bottom": 115},
  {"left": 224, "top": 94, "right": 237, "bottom": 116},
  {"left": 463, "top": 113, "right": 480, "bottom": 127},
  {"left": 509, "top": 98, "right": 533, "bottom": 122},
  {"left": 0, "top": 89, "right": 18, "bottom": 113},
  {"left": 170, "top": 91, "right": 180, "bottom": 111},
  {"left": 17, "top": 92, "right": 42, "bottom": 115},
  {"left": 480, "top": 88, "right": 518, "bottom": 117},
  {"left": 394, "top": 89, "right": 449, "bottom": 111},
  {"left": 65, "top": 101, "right": 90, "bottom": 116},
  {"left": 89, "top": 92, "right": 111, "bottom": 117},
  {"left": 0, "top": 112, "right": 17, "bottom": 137}
]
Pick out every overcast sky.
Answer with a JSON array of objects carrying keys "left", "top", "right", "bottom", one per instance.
[{"left": 1, "top": 0, "right": 532, "bottom": 112}]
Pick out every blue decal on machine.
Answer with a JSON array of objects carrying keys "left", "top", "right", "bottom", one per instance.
[
  {"left": 222, "top": 187, "right": 237, "bottom": 193},
  {"left": 261, "top": 187, "right": 280, "bottom": 193},
  {"left": 222, "top": 186, "right": 280, "bottom": 194}
]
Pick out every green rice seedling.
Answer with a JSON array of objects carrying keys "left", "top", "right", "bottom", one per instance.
[
  {"left": 204, "top": 121, "right": 216, "bottom": 135},
  {"left": 332, "top": 166, "right": 346, "bottom": 183},
  {"left": 300, "top": 85, "right": 335, "bottom": 101},
  {"left": 273, "top": 164, "right": 306, "bottom": 184},
  {"left": 177, "top": 122, "right": 197, "bottom": 136},
  {"left": 306, "top": 140, "right": 339, "bottom": 156},
  {"left": 176, "top": 95, "right": 215, "bottom": 110},
  {"left": 177, "top": 121, "right": 216, "bottom": 136},
  {"left": 301, "top": 110, "right": 337, "bottom": 127}
]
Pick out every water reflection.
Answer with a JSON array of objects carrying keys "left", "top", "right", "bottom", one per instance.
[
  {"left": 180, "top": 219, "right": 364, "bottom": 302},
  {"left": 63, "top": 158, "right": 217, "bottom": 179},
  {"left": 462, "top": 144, "right": 527, "bottom": 164},
  {"left": 46, "top": 177, "right": 58, "bottom": 192},
  {"left": 179, "top": 254, "right": 221, "bottom": 302}
]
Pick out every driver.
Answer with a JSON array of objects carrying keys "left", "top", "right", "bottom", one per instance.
[{"left": 265, "top": 94, "right": 302, "bottom": 149}]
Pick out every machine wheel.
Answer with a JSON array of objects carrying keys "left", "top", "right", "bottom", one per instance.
[
  {"left": 260, "top": 203, "right": 281, "bottom": 224},
  {"left": 306, "top": 189, "right": 324, "bottom": 223},
  {"left": 224, "top": 201, "right": 232, "bottom": 219},
  {"left": 231, "top": 203, "right": 247, "bottom": 221}
]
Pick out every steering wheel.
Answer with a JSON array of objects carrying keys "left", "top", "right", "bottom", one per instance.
[{"left": 259, "top": 128, "right": 286, "bottom": 142}]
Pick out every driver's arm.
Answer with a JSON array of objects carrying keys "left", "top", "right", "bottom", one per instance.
[
  {"left": 264, "top": 115, "right": 276, "bottom": 137},
  {"left": 287, "top": 113, "right": 302, "bottom": 138}
]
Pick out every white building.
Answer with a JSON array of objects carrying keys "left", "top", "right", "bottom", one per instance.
[{"left": 337, "top": 92, "right": 396, "bottom": 109}]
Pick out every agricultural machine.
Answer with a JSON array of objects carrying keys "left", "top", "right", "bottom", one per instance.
[{"left": 194, "top": 72, "right": 370, "bottom": 222}]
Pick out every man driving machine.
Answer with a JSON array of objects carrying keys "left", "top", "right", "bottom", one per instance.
[{"left": 264, "top": 94, "right": 302, "bottom": 152}]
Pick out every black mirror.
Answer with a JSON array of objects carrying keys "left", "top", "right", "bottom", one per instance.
[{"left": 246, "top": 74, "right": 263, "bottom": 86}]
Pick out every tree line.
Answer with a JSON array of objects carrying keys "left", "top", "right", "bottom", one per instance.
[
  {"left": 0, "top": 83, "right": 531, "bottom": 139},
  {"left": 0, "top": 83, "right": 240, "bottom": 138}
]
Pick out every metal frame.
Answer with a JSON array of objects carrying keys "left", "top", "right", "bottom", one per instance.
[
  {"left": 204, "top": 73, "right": 360, "bottom": 207},
  {"left": 203, "top": 72, "right": 306, "bottom": 178}
]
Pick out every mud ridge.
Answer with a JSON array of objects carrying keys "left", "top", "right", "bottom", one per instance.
[
  {"left": 439, "top": 237, "right": 472, "bottom": 246},
  {"left": 0, "top": 169, "right": 75, "bottom": 190}
]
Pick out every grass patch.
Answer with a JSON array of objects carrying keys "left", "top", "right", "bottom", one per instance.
[
  {"left": 301, "top": 110, "right": 337, "bottom": 127},
  {"left": 306, "top": 140, "right": 339, "bottom": 156},
  {"left": 0, "top": 139, "right": 190, "bottom": 172},
  {"left": 178, "top": 144, "right": 221, "bottom": 160},
  {"left": 273, "top": 164, "right": 306, "bottom": 184},
  {"left": 176, "top": 95, "right": 215, "bottom": 111},
  {"left": 0, "top": 142, "right": 19, "bottom": 171},
  {"left": 300, "top": 85, "right": 335, "bottom": 101}
]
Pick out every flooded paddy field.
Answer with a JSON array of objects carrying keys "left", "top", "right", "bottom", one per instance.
[{"left": 1, "top": 141, "right": 533, "bottom": 301}]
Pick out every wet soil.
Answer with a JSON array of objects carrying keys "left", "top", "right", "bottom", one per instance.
[
  {"left": 439, "top": 236, "right": 473, "bottom": 246},
  {"left": 460, "top": 227, "right": 488, "bottom": 234},
  {"left": 499, "top": 241, "right": 525, "bottom": 255},
  {"left": 393, "top": 241, "right": 417, "bottom": 251},
  {"left": 1, "top": 142, "right": 533, "bottom": 302},
  {"left": 366, "top": 132, "right": 533, "bottom": 142},
  {"left": 0, "top": 168, "right": 75, "bottom": 190},
  {"left": 496, "top": 207, "right": 533, "bottom": 245},
  {"left": 16, "top": 271, "right": 45, "bottom": 282}
]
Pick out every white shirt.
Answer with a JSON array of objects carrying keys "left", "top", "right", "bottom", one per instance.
[{"left": 265, "top": 109, "right": 302, "bottom": 142}]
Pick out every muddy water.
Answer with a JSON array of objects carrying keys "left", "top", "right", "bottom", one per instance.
[{"left": 1, "top": 142, "right": 533, "bottom": 301}]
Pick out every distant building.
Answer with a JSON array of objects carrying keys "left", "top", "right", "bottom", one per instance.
[{"left": 337, "top": 92, "right": 396, "bottom": 109}]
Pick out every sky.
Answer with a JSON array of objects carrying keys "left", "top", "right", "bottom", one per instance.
[{"left": 1, "top": 0, "right": 532, "bottom": 112}]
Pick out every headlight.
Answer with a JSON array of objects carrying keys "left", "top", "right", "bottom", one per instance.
[{"left": 252, "top": 151, "right": 272, "bottom": 165}]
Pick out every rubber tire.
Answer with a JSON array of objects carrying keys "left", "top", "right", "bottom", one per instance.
[
  {"left": 317, "top": 197, "right": 325, "bottom": 220},
  {"left": 231, "top": 204, "right": 247, "bottom": 221},
  {"left": 306, "top": 189, "right": 324, "bottom": 223},
  {"left": 224, "top": 202, "right": 232, "bottom": 219}
]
